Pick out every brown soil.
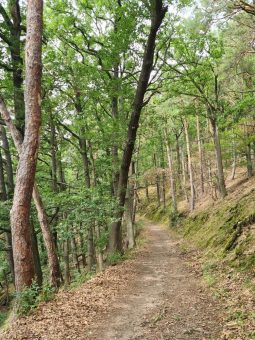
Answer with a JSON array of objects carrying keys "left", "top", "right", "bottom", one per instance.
[{"left": 1, "top": 220, "right": 224, "bottom": 340}]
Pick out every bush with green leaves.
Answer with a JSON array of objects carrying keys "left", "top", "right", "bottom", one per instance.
[
  {"left": 106, "top": 251, "right": 123, "bottom": 266},
  {"left": 16, "top": 282, "right": 40, "bottom": 316},
  {"left": 16, "top": 282, "right": 56, "bottom": 316}
]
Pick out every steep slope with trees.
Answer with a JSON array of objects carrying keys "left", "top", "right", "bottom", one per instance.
[{"left": 0, "top": 0, "right": 254, "bottom": 338}]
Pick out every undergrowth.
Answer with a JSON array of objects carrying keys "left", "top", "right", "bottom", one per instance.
[
  {"left": 16, "top": 281, "right": 56, "bottom": 316},
  {"left": 0, "top": 311, "right": 8, "bottom": 328}
]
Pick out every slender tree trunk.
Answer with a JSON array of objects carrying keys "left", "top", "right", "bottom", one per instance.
[
  {"left": 10, "top": 0, "right": 43, "bottom": 291},
  {"left": 64, "top": 239, "right": 71, "bottom": 286},
  {"left": 231, "top": 136, "right": 237, "bottom": 180},
  {"left": 181, "top": 146, "right": 188, "bottom": 202},
  {"left": 79, "top": 129, "right": 91, "bottom": 189},
  {"left": 175, "top": 134, "right": 181, "bottom": 178},
  {"left": 5, "top": 232, "right": 15, "bottom": 282},
  {"left": 125, "top": 163, "right": 136, "bottom": 249},
  {"left": 71, "top": 236, "right": 80, "bottom": 273},
  {"left": 49, "top": 113, "right": 58, "bottom": 192},
  {"left": 8, "top": 0, "right": 25, "bottom": 134},
  {"left": 145, "top": 180, "right": 149, "bottom": 200},
  {"left": 79, "top": 230, "right": 87, "bottom": 268},
  {"left": 109, "top": 2, "right": 167, "bottom": 252},
  {"left": 246, "top": 143, "right": 253, "bottom": 178},
  {"left": 162, "top": 172, "right": 166, "bottom": 209},
  {"left": 196, "top": 116, "right": 204, "bottom": 194},
  {"left": 154, "top": 153, "right": 161, "bottom": 207},
  {"left": 0, "top": 126, "right": 14, "bottom": 198},
  {"left": 32, "top": 185, "right": 62, "bottom": 287},
  {"left": 0, "top": 146, "right": 7, "bottom": 201},
  {"left": 87, "top": 227, "right": 94, "bottom": 271},
  {"left": 209, "top": 113, "right": 227, "bottom": 198},
  {"left": 0, "top": 147, "right": 15, "bottom": 281},
  {"left": 183, "top": 118, "right": 195, "bottom": 212},
  {"left": 111, "top": 7, "right": 121, "bottom": 197},
  {"left": 164, "top": 128, "right": 177, "bottom": 214},
  {"left": 78, "top": 127, "right": 95, "bottom": 270},
  {"left": 30, "top": 219, "right": 43, "bottom": 287},
  {"left": 95, "top": 224, "right": 104, "bottom": 272}
]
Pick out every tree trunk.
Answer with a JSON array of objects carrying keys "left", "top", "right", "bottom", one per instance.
[
  {"left": 0, "top": 126, "right": 14, "bottom": 198},
  {"left": 109, "top": 1, "right": 167, "bottom": 252},
  {"left": 79, "top": 230, "right": 87, "bottom": 268},
  {"left": 196, "top": 116, "right": 204, "bottom": 194},
  {"left": 231, "top": 136, "right": 237, "bottom": 180},
  {"left": 87, "top": 226, "right": 94, "bottom": 271},
  {"left": 246, "top": 143, "right": 253, "bottom": 178},
  {"left": 154, "top": 153, "right": 161, "bottom": 207},
  {"left": 162, "top": 172, "right": 166, "bottom": 209},
  {"left": 95, "top": 224, "right": 104, "bottom": 272},
  {"left": 181, "top": 146, "right": 188, "bottom": 202},
  {"left": 8, "top": 0, "right": 25, "bottom": 134},
  {"left": 145, "top": 180, "right": 149, "bottom": 200},
  {"left": 0, "top": 98, "right": 63, "bottom": 289},
  {"left": 64, "top": 239, "right": 71, "bottom": 286},
  {"left": 210, "top": 116, "right": 227, "bottom": 198},
  {"left": 79, "top": 130, "right": 91, "bottom": 189},
  {"left": 183, "top": 118, "right": 195, "bottom": 212},
  {"left": 71, "top": 236, "right": 80, "bottom": 273},
  {"left": 32, "top": 185, "right": 62, "bottom": 287},
  {"left": 0, "top": 146, "right": 15, "bottom": 281},
  {"left": 164, "top": 128, "right": 177, "bottom": 214},
  {"left": 49, "top": 113, "right": 58, "bottom": 192},
  {"left": 30, "top": 219, "right": 43, "bottom": 287},
  {"left": 10, "top": 0, "right": 43, "bottom": 291},
  {"left": 0, "top": 146, "right": 7, "bottom": 201},
  {"left": 125, "top": 163, "right": 136, "bottom": 249}
]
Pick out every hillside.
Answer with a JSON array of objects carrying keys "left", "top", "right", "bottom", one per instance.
[{"left": 139, "top": 169, "right": 255, "bottom": 338}]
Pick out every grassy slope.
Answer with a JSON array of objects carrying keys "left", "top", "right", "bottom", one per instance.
[
  {"left": 140, "top": 172, "right": 255, "bottom": 272},
  {"left": 139, "top": 171, "right": 255, "bottom": 338}
]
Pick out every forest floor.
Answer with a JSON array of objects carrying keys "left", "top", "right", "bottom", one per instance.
[{"left": 0, "top": 219, "right": 225, "bottom": 340}]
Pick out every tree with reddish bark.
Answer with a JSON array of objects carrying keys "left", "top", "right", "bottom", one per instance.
[{"left": 10, "top": 0, "right": 43, "bottom": 291}]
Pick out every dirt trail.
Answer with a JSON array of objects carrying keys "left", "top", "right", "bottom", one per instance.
[
  {"left": 1, "top": 220, "right": 223, "bottom": 340},
  {"left": 90, "top": 220, "right": 223, "bottom": 340}
]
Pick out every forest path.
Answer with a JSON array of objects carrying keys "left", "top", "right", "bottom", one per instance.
[
  {"left": 89, "top": 220, "right": 223, "bottom": 340},
  {"left": 1, "top": 220, "right": 223, "bottom": 340}
]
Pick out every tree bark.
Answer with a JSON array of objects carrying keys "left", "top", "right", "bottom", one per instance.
[
  {"left": 164, "top": 128, "right": 177, "bottom": 214},
  {"left": 32, "top": 185, "right": 62, "bottom": 287},
  {"left": 209, "top": 114, "right": 227, "bottom": 198},
  {"left": 0, "top": 146, "right": 15, "bottom": 281},
  {"left": 109, "top": 1, "right": 167, "bottom": 252},
  {"left": 30, "top": 219, "right": 43, "bottom": 287},
  {"left": 64, "top": 239, "right": 71, "bottom": 286},
  {"left": 246, "top": 143, "right": 253, "bottom": 178},
  {"left": 7, "top": 0, "right": 25, "bottom": 133},
  {"left": 49, "top": 113, "right": 58, "bottom": 192},
  {"left": 10, "top": 0, "right": 43, "bottom": 291},
  {"left": 183, "top": 118, "right": 195, "bottom": 212},
  {"left": 0, "top": 126, "right": 14, "bottom": 198},
  {"left": 0, "top": 98, "right": 63, "bottom": 288},
  {"left": 231, "top": 135, "right": 237, "bottom": 181},
  {"left": 196, "top": 116, "right": 204, "bottom": 194}
]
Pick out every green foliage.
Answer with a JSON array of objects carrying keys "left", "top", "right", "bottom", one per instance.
[
  {"left": 37, "top": 283, "right": 56, "bottom": 304},
  {"left": 71, "top": 270, "right": 95, "bottom": 289},
  {"left": 16, "top": 282, "right": 56, "bottom": 316},
  {"left": 16, "top": 282, "right": 41, "bottom": 316},
  {"left": 0, "top": 311, "right": 8, "bottom": 328},
  {"left": 106, "top": 251, "right": 123, "bottom": 266}
]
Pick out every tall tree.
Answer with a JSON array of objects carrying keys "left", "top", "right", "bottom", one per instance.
[
  {"left": 10, "top": 0, "right": 43, "bottom": 291},
  {"left": 109, "top": 0, "right": 168, "bottom": 251}
]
